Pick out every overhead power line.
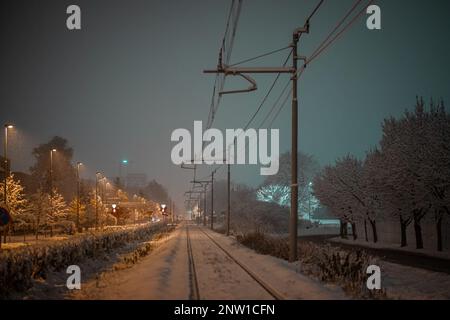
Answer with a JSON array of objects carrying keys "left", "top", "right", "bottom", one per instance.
[
  {"left": 268, "top": 0, "right": 375, "bottom": 127},
  {"left": 229, "top": 46, "right": 292, "bottom": 67}
]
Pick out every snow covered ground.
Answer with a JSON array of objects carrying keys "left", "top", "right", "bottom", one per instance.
[
  {"left": 71, "top": 226, "right": 190, "bottom": 299},
  {"left": 330, "top": 237, "right": 450, "bottom": 260},
  {"left": 71, "top": 223, "right": 346, "bottom": 300},
  {"left": 381, "top": 261, "right": 450, "bottom": 299},
  {"left": 60, "top": 223, "right": 450, "bottom": 300}
]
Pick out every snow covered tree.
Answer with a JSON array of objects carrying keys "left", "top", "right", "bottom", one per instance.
[
  {"left": 378, "top": 98, "right": 450, "bottom": 250},
  {"left": 29, "top": 136, "right": 77, "bottom": 201},
  {"left": 28, "top": 188, "right": 68, "bottom": 238},
  {"left": 68, "top": 198, "right": 86, "bottom": 230},
  {"left": 0, "top": 174, "right": 30, "bottom": 242},
  {"left": 0, "top": 174, "right": 29, "bottom": 220},
  {"left": 256, "top": 185, "right": 290, "bottom": 207},
  {"left": 314, "top": 155, "right": 382, "bottom": 242},
  {"left": 260, "top": 152, "right": 321, "bottom": 217},
  {"left": 313, "top": 160, "right": 358, "bottom": 240}
]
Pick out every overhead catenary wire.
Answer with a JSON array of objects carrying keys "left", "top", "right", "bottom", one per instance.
[
  {"left": 195, "top": 0, "right": 327, "bottom": 183},
  {"left": 229, "top": 46, "right": 292, "bottom": 67},
  {"left": 207, "top": 0, "right": 244, "bottom": 130},
  {"left": 268, "top": 0, "right": 375, "bottom": 127}
]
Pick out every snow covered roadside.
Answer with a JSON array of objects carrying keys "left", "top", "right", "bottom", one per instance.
[
  {"left": 330, "top": 237, "right": 450, "bottom": 260},
  {"left": 380, "top": 261, "right": 450, "bottom": 299},
  {"left": 202, "top": 228, "right": 348, "bottom": 300},
  {"left": 15, "top": 225, "right": 175, "bottom": 300}
]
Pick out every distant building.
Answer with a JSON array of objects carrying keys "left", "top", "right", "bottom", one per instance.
[{"left": 126, "top": 173, "right": 147, "bottom": 189}]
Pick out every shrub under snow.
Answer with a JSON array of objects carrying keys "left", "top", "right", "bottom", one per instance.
[
  {"left": 0, "top": 223, "right": 167, "bottom": 298},
  {"left": 237, "top": 231, "right": 384, "bottom": 298}
]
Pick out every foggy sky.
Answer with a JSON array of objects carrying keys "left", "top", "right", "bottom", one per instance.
[{"left": 1, "top": 0, "right": 450, "bottom": 209}]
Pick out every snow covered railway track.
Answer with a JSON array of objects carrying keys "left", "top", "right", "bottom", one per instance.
[
  {"left": 197, "top": 227, "right": 286, "bottom": 300},
  {"left": 186, "top": 224, "right": 200, "bottom": 300}
]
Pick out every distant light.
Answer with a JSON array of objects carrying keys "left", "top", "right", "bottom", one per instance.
[
  {"left": 52, "top": 149, "right": 57, "bottom": 152},
  {"left": 122, "top": 160, "right": 128, "bottom": 164},
  {"left": 161, "top": 204, "right": 167, "bottom": 209},
  {"left": 6, "top": 124, "right": 14, "bottom": 129},
  {"left": 112, "top": 204, "right": 117, "bottom": 209}
]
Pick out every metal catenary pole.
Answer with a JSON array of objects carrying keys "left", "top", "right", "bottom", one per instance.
[
  {"left": 210, "top": 171, "right": 214, "bottom": 230},
  {"left": 203, "top": 24, "right": 309, "bottom": 261}
]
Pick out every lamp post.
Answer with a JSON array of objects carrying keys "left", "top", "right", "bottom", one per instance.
[
  {"left": 49, "top": 149, "right": 57, "bottom": 223},
  {"left": 95, "top": 172, "right": 101, "bottom": 230},
  {"left": 308, "top": 182, "right": 313, "bottom": 221},
  {"left": 2, "top": 124, "right": 13, "bottom": 244},
  {"left": 76, "top": 162, "right": 83, "bottom": 232},
  {"left": 3, "top": 124, "right": 13, "bottom": 208}
]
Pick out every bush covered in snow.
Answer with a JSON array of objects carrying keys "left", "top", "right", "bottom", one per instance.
[
  {"left": 237, "top": 232, "right": 290, "bottom": 260},
  {"left": 0, "top": 223, "right": 167, "bottom": 298},
  {"left": 237, "top": 231, "right": 384, "bottom": 298}
]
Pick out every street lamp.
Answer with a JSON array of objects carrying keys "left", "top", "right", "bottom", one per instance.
[
  {"left": 95, "top": 172, "right": 102, "bottom": 230},
  {"left": 3, "top": 124, "right": 14, "bottom": 208},
  {"left": 76, "top": 162, "right": 83, "bottom": 232},
  {"left": 308, "top": 182, "right": 313, "bottom": 221},
  {"left": 50, "top": 149, "right": 57, "bottom": 193},
  {"left": 49, "top": 149, "right": 57, "bottom": 223}
]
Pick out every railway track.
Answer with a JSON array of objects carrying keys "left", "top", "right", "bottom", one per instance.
[
  {"left": 186, "top": 223, "right": 200, "bottom": 300},
  {"left": 186, "top": 222, "right": 285, "bottom": 300}
]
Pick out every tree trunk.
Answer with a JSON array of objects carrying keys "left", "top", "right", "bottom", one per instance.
[
  {"left": 436, "top": 216, "right": 443, "bottom": 252},
  {"left": 413, "top": 220, "right": 424, "bottom": 249},
  {"left": 369, "top": 220, "right": 378, "bottom": 243},
  {"left": 342, "top": 221, "right": 348, "bottom": 239},
  {"left": 400, "top": 217, "right": 408, "bottom": 247},
  {"left": 351, "top": 222, "right": 357, "bottom": 240},
  {"left": 364, "top": 219, "right": 368, "bottom": 242},
  {"left": 339, "top": 219, "right": 345, "bottom": 239}
]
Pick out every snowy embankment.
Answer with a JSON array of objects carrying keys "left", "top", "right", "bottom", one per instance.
[
  {"left": 330, "top": 237, "right": 450, "bottom": 260},
  {"left": 380, "top": 261, "right": 450, "bottom": 299},
  {"left": 0, "top": 222, "right": 171, "bottom": 299},
  {"left": 203, "top": 229, "right": 347, "bottom": 300},
  {"left": 320, "top": 237, "right": 450, "bottom": 299}
]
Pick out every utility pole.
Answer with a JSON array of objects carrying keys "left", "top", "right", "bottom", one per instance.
[
  {"left": 290, "top": 31, "right": 300, "bottom": 262},
  {"left": 203, "top": 184, "right": 207, "bottom": 226},
  {"left": 227, "top": 163, "right": 230, "bottom": 236},
  {"left": 204, "top": 24, "right": 309, "bottom": 261}
]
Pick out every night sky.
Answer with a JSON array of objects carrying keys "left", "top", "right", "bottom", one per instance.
[{"left": 1, "top": 0, "right": 449, "bottom": 208}]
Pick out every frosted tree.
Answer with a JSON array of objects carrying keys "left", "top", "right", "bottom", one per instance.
[
  {"left": 0, "top": 174, "right": 29, "bottom": 220},
  {"left": 260, "top": 152, "right": 321, "bottom": 217},
  {"left": 0, "top": 175, "right": 29, "bottom": 242},
  {"left": 314, "top": 162, "right": 358, "bottom": 239},
  {"left": 256, "top": 185, "right": 290, "bottom": 207},
  {"left": 314, "top": 155, "right": 383, "bottom": 242},
  {"left": 68, "top": 198, "right": 86, "bottom": 230},
  {"left": 28, "top": 188, "right": 68, "bottom": 238},
  {"left": 379, "top": 98, "right": 444, "bottom": 249}
]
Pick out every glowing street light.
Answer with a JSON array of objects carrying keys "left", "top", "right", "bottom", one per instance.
[
  {"left": 3, "top": 124, "right": 14, "bottom": 208},
  {"left": 95, "top": 172, "right": 102, "bottom": 230},
  {"left": 76, "top": 162, "right": 83, "bottom": 232},
  {"left": 49, "top": 149, "right": 57, "bottom": 221}
]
